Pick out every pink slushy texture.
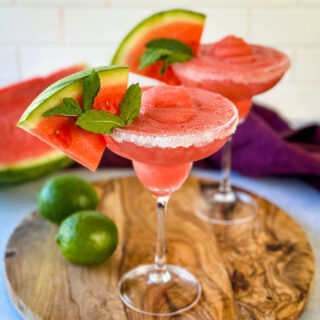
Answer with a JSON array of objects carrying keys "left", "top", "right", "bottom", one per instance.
[
  {"left": 133, "top": 161, "right": 192, "bottom": 195},
  {"left": 106, "top": 85, "right": 237, "bottom": 165},
  {"left": 106, "top": 85, "right": 238, "bottom": 193},
  {"left": 172, "top": 35, "right": 290, "bottom": 119},
  {"left": 111, "top": 86, "right": 236, "bottom": 139}
]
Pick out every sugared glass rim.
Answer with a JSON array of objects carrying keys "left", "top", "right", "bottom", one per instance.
[
  {"left": 110, "top": 94, "right": 239, "bottom": 149},
  {"left": 172, "top": 45, "right": 290, "bottom": 85}
]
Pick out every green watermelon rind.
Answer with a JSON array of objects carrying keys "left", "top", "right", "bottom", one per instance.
[
  {"left": 18, "top": 65, "right": 129, "bottom": 129},
  {"left": 111, "top": 9, "right": 206, "bottom": 65},
  {"left": 0, "top": 151, "right": 73, "bottom": 187},
  {"left": 9, "top": 65, "right": 128, "bottom": 187}
]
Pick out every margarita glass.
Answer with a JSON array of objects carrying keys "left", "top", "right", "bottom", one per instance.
[
  {"left": 172, "top": 35, "right": 290, "bottom": 225},
  {"left": 105, "top": 84, "right": 238, "bottom": 316}
]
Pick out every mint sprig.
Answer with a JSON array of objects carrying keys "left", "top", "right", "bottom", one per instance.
[
  {"left": 120, "top": 83, "right": 141, "bottom": 123},
  {"left": 42, "top": 68, "right": 141, "bottom": 135},
  {"left": 43, "top": 97, "right": 82, "bottom": 117},
  {"left": 139, "top": 38, "right": 194, "bottom": 75},
  {"left": 76, "top": 83, "right": 141, "bottom": 134},
  {"left": 82, "top": 69, "right": 100, "bottom": 111},
  {"left": 76, "top": 110, "right": 125, "bottom": 134},
  {"left": 138, "top": 48, "right": 171, "bottom": 70}
]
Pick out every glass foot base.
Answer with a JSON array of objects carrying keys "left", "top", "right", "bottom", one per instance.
[
  {"left": 196, "top": 189, "right": 258, "bottom": 225},
  {"left": 118, "top": 264, "right": 201, "bottom": 316}
]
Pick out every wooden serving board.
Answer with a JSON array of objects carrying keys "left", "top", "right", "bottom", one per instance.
[{"left": 5, "top": 176, "right": 315, "bottom": 320}]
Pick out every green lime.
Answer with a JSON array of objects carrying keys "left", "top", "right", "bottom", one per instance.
[
  {"left": 38, "top": 175, "right": 98, "bottom": 223},
  {"left": 56, "top": 210, "right": 118, "bottom": 265}
]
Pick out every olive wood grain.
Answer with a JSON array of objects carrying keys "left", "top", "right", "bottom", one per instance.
[{"left": 5, "top": 176, "right": 315, "bottom": 319}]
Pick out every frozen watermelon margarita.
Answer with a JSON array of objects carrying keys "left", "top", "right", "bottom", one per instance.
[
  {"left": 111, "top": 8, "right": 290, "bottom": 226},
  {"left": 172, "top": 35, "right": 290, "bottom": 119},
  {"left": 106, "top": 85, "right": 237, "bottom": 195},
  {"left": 107, "top": 84, "right": 238, "bottom": 315},
  {"left": 171, "top": 35, "right": 290, "bottom": 225},
  {"left": 18, "top": 65, "right": 238, "bottom": 317}
]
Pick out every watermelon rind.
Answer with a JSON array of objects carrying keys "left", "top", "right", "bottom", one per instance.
[
  {"left": 0, "top": 64, "right": 87, "bottom": 187},
  {"left": 17, "top": 65, "right": 129, "bottom": 173},
  {"left": 18, "top": 66, "right": 129, "bottom": 129},
  {"left": 0, "top": 151, "right": 73, "bottom": 187},
  {"left": 111, "top": 9, "right": 206, "bottom": 65}
]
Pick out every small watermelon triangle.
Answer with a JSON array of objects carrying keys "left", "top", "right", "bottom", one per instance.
[
  {"left": 18, "top": 66, "right": 129, "bottom": 171},
  {"left": 112, "top": 9, "right": 205, "bottom": 85}
]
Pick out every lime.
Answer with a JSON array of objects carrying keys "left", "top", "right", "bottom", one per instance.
[
  {"left": 56, "top": 210, "right": 118, "bottom": 265},
  {"left": 38, "top": 175, "right": 98, "bottom": 223}
]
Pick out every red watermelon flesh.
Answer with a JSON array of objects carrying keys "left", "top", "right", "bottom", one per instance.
[
  {"left": 93, "top": 84, "right": 128, "bottom": 115},
  {"left": 0, "top": 64, "right": 86, "bottom": 166},
  {"left": 124, "top": 21, "right": 203, "bottom": 85},
  {"left": 18, "top": 66, "right": 129, "bottom": 171},
  {"left": 32, "top": 81, "right": 127, "bottom": 170},
  {"left": 33, "top": 116, "right": 106, "bottom": 171},
  {"left": 112, "top": 10, "right": 206, "bottom": 85}
]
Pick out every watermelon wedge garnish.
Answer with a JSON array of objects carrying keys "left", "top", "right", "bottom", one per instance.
[
  {"left": 0, "top": 64, "right": 86, "bottom": 186},
  {"left": 18, "top": 66, "right": 129, "bottom": 171},
  {"left": 111, "top": 9, "right": 205, "bottom": 85}
]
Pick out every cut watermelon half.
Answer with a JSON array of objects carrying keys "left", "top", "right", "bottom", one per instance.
[
  {"left": 111, "top": 9, "right": 205, "bottom": 85},
  {"left": 0, "top": 64, "right": 86, "bottom": 186},
  {"left": 18, "top": 66, "right": 129, "bottom": 171}
]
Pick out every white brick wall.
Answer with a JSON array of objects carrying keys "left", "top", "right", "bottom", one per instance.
[
  {"left": 0, "top": 0, "right": 319, "bottom": 121},
  {"left": 20, "top": 45, "right": 113, "bottom": 78},
  {"left": 202, "top": 9, "right": 247, "bottom": 42},
  {"left": 250, "top": 9, "right": 320, "bottom": 45},
  {"left": 255, "top": 85, "right": 320, "bottom": 121},
  {"left": 300, "top": 0, "right": 320, "bottom": 4},
  {"left": 64, "top": 8, "right": 153, "bottom": 44},
  {"left": 295, "top": 49, "right": 320, "bottom": 83},
  {"left": 0, "top": 46, "right": 17, "bottom": 86},
  {"left": 0, "top": 7, "right": 61, "bottom": 44}
]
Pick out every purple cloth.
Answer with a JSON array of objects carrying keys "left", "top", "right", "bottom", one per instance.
[{"left": 100, "top": 104, "right": 320, "bottom": 190}]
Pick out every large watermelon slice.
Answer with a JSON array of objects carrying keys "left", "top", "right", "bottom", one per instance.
[
  {"left": 0, "top": 64, "right": 87, "bottom": 186},
  {"left": 111, "top": 9, "right": 205, "bottom": 85},
  {"left": 18, "top": 66, "right": 129, "bottom": 171}
]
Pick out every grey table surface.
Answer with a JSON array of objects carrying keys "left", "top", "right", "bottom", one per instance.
[{"left": 0, "top": 168, "right": 319, "bottom": 320}]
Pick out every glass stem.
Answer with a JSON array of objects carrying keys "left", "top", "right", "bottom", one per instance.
[
  {"left": 154, "top": 195, "right": 169, "bottom": 271},
  {"left": 218, "top": 138, "right": 233, "bottom": 195}
]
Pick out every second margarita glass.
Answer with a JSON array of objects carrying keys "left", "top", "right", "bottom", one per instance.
[{"left": 172, "top": 35, "right": 290, "bottom": 225}]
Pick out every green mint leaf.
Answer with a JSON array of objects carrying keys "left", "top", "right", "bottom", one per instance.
[
  {"left": 146, "top": 38, "right": 193, "bottom": 56},
  {"left": 76, "top": 110, "right": 125, "bottom": 134},
  {"left": 159, "top": 52, "right": 195, "bottom": 75},
  {"left": 42, "top": 97, "right": 82, "bottom": 117},
  {"left": 63, "top": 97, "right": 83, "bottom": 113},
  {"left": 159, "top": 57, "right": 169, "bottom": 75},
  {"left": 82, "top": 69, "right": 100, "bottom": 111},
  {"left": 120, "top": 83, "right": 142, "bottom": 124},
  {"left": 166, "top": 52, "right": 195, "bottom": 64},
  {"left": 138, "top": 48, "right": 171, "bottom": 70},
  {"left": 139, "top": 38, "right": 193, "bottom": 75}
]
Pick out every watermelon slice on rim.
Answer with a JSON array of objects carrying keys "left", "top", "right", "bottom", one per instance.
[
  {"left": 18, "top": 66, "right": 129, "bottom": 172},
  {"left": 0, "top": 64, "right": 87, "bottom": 186},
  {"left": 111, "top": 9, "right": 205, "bottom": 85}
]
